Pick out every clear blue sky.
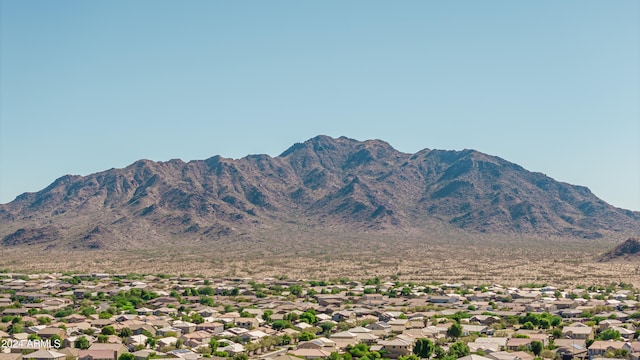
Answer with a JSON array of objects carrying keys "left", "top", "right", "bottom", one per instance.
[{"left": 1, "top": 1, "right": 639, "bottom": 211}]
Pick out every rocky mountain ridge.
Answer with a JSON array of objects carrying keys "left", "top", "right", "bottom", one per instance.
[{"left": 1, "top": 135, "right": 638, "bottom": 250}]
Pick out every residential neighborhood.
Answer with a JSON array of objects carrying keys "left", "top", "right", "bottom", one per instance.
[{"left": 1, "top": 272, "right": 639, "bottom": 360}]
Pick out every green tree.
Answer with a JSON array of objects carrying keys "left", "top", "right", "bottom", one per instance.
[
  {"left": 599, "top": 329, "right": 621, "bottom": 341},
  {"left": 50, "top": 334, "right": 63, "bottom": 347},
  {"left": 262, "top": 310, "right": 273, "bottom": 323},
  {"left": 433, "top": 345, "right": 446, "bottom": 360},
  {"left": 118, "top": 354, "right": 135, "bottom": 360},
  {"left": 272, "top": 320, "right": 291, "bottom": 330},
  {"left": 75, "top": 336, "right": 90, "bottom": 350},
  {"left": 521, "top": 321, "right": 535, "bottom": 330},
  {"left": 348, "top": 343, "right": 369, "bottom": 357},
  {"left": 209, "top": 339, "right": 218, "bottom": 353},
  {"left": 398, "top": 355, "right": 420, "bottom": 360},
  {"left": 299, "top": 332, "right": 316, "bottom": 341},
  {"left": 300, "top": 311, "right": 317, "bottom": 324},
  {"left": 101, "top": 326, "right": 116, "bottom": 335},
  {"left": 199, "top": 286, "right": 214, "bottom": 295},
  {"left": 99, "top": 312, "right": 113, "bottom": 319},
  {"left": 320, "top": 322, "right": 336, "bottom": 335},
  {"left": 97, "top": 334, "right": 109, "bottom": 343},
  {"left": 413, "top": 338, "right": 434, "bottom": 359},
  {"left": 447, "top": 342, "right": 470, "bottom": 358},
  {"left": 538, "top": 318, "right": 550, "bottom": 329},
  {"left": 447, "top": 323, "right": 462, "bottom": 340},
  {"left": 289, "top": 285, "right": 303, "bottom": 297},
  {"left": 9, "top": 324, "right": 24, "bottom": 335},
  {"left": 200, "top": 296, "right": 215, "bottom": 306},
  {"left": 120, "top": 328, "right": 133, "bottom": 338},
  {"left": 530, "top": 341, "right": 543, "bottom": 357},
  {"left": 233, "top": 353, "right": 248, "bottom": 360}
]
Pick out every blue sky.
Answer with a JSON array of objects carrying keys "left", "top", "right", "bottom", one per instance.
[{"left": 1, "top": 1, "right": 639, "bottom": 211}]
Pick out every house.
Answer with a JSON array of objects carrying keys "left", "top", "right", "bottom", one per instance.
[
  {"left": 555, "top": 300, "right": 577, "bottom": 309},
  {"left": 329, "top": 331, "right": 358, "bottom": 349},
  {"left": 240, "top": 330, "right": 268, "bottom": 342},
  {"left": 471, "top": 337, "right": 508, "bottom": 351},
  {"left": 332, "top": 311, "right": 356, "bottom": 322},
  {"left": 485, "top": 351, "right": 525, "bottom": 360},
  {"left": 458, "top": 355, "right": 495, "bottom": 360},
  {"left": 388, "top": 319, "right": 409, "bottom": 333},
  {"left": 470, "top": 315, "right": 501, "bottom": 326},
  {"left": 0, "top": 354, "right": 23, "bottom": 360},
  {"left": 380, "top": 312, "right": 403, "bottom": 322},
  {"left": 560, "top": 309, "right": 584, "bottom": 318},
  {"left": 610, "top": 326, "right": 635, "bottom": 340},
  {"left": 180, "top": 330, "right": 212, "bottom": 348},
  {"left": 136, "top": 308, "right": 154, "bottom": 316},
  {"left": 65, "top": 314, "right": 88, "bottom": 323},
  {"left": 218, "top": 342, "right": 244, "bottom": 356},
  {"left": 562, "top": 324, "right": 594, "bottom": 340},
  {"left": 287, "top": 348, "right": 332, "bottom": 359},
  {"left": 380, "top": 336, "right": 413, "bottom": 358},
  {"left": 196, "top": 322, "right": 223, "bottom": 334},
  {"left": 598, "top": 320, "right": 622, "bottom": 331},
  {"left": 235, "top": 317, "right": 259, "bottom": 330},
  {"left": 21, "top": 350, "right": 65, "bottom": 360},
  {"left": 157, "top": 337, "right": 178, "bottom": 348},
  {"left": 36, "top": 327, "right": 67, "bottom": 340},
  {"left": 366, "top": 322, "right": 391, "bottom": 337},
  {"left": 293, "top": 322, "right": 313, "bottom": 332},
  {"left": 461, "top": 324, "right": 490, "bottom": 336},
  {"left": 173, "top": 321, "right": 197, "bottom": 334},
  {"left": 166, "top": 349, "right": 200, "bottom": 360},
  {"left": 77, "top": 350, "right": 117, "bottom": 360},
  {"left": 2, "top": 308, "right": 28, "bottom": 316},
  {"left": 429, "top": 296, "right": 458, "bottom": 304},
  {"left": 156, "top": 326, "right": 182, "bottom": 337},
  {"left": 129, "top": 324, "right": 156, "bottom": 337},
  {"left": 555, "top": 339, "right": 587, "bottom": 350},
  {"left": 555, "top": 344, "right": 588, "bottom": 360},
  {"left": 297, "top": 338, "right": 336, "bottom": 351},
  {"left": 130, "top": 350, "right": 166, "bottom": 360},
  {"left": 349, "top": 327, "right": 379, "bottom": 343},
  {"left": 153, "top": 307, "right": 178, "bottom": 316},
  {"left": 87, "top": 343, "right": 128, "bottom": 360},
  {"left": 362, "top": 294, "right": 384, "bottom": 301},
  {"left": 91, "top": 319, "right": 114, "bottom": 328},
  {"left": 506, "top": 338, "right": 536, "bottom": 351},
  {"left": 125, "top": 334, "right": 148, "bottom": 350},
  {"left": 587, "top": 341, "right": 627, "bottom": 359}
]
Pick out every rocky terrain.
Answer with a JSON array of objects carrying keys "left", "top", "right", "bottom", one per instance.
[
  {"left": 599, "top": 237, "right": 640, "bottom": 262},
  {"left": 1, "top": 135, "right": 639, "bottom": 251}
]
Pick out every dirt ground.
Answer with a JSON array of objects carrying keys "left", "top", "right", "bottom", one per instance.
[{"left": 1, "top": 228, "right": 638, "bottom": 288}]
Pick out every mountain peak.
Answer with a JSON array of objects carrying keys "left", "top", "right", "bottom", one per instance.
[{"left": 1, "top": 136, "right": 639, "bottom": 250}]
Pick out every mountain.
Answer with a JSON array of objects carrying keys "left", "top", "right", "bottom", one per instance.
[
  {"left": 598, "top": 237, "right": 640, "bottom": 262},
  {"left": 1, "top": 135, "right": 639, "bottom": 250}
]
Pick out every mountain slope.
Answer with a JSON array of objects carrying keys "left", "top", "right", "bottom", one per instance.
[
  {"left": 1, "top": 135, "right": 638, "bottom": 249},
  {"left": 599, "top": 237, "right": 640, "bottom": 262}
]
